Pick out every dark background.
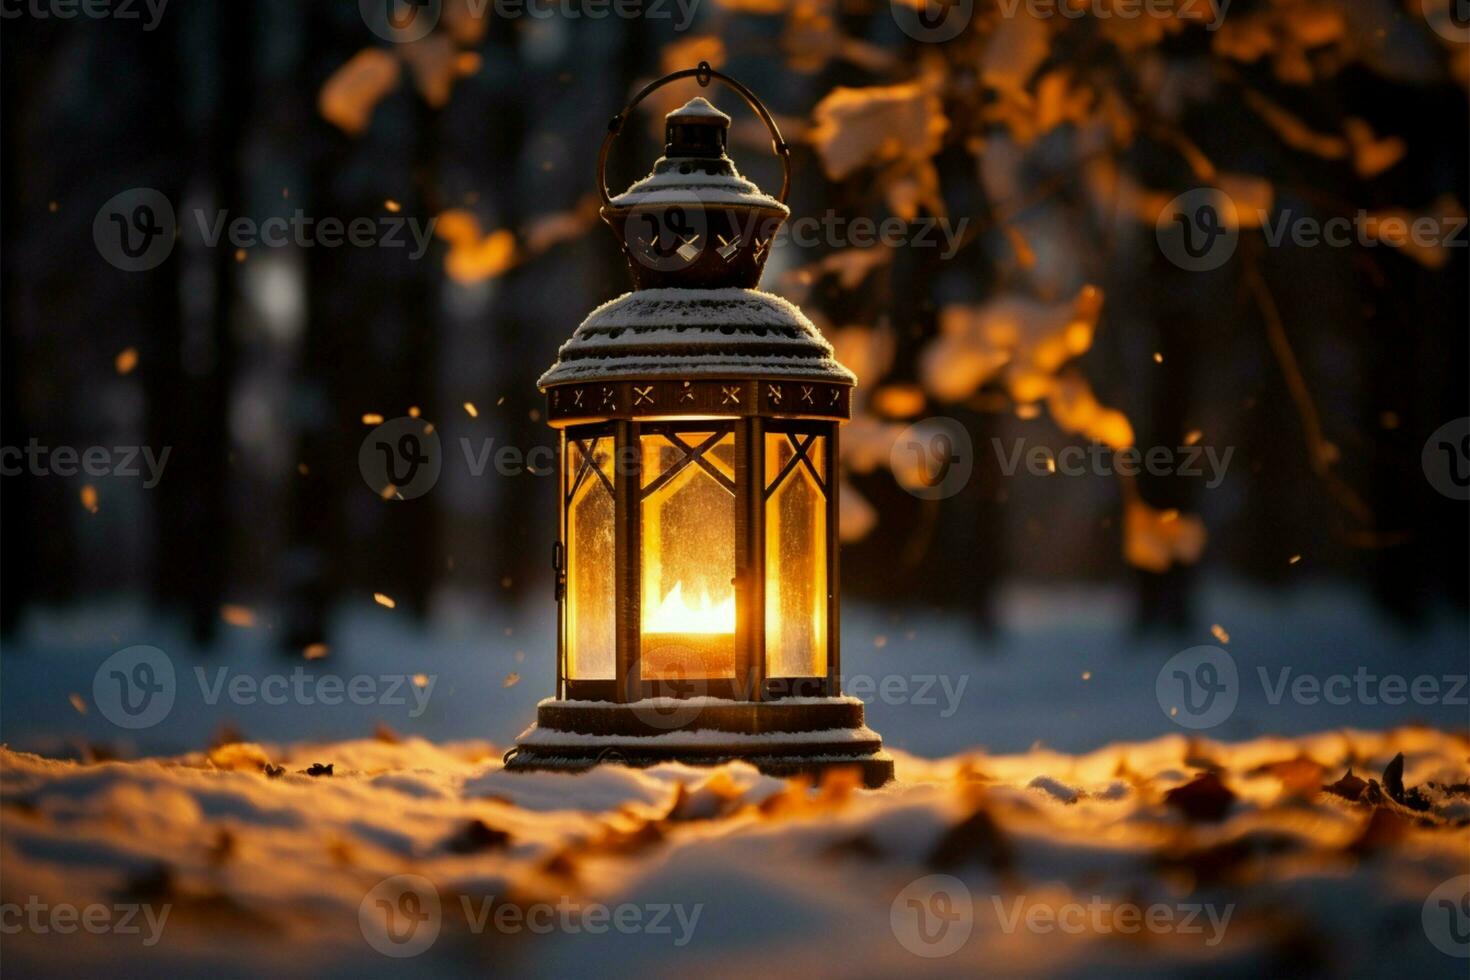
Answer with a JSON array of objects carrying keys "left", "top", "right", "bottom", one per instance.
[{"left": 2, "top": 1, "right": 1466, "bottom": 663}]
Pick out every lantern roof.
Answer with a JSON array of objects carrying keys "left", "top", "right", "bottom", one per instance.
[
  {"left": 538, "top": 287, "right": 856, "bottom": 388},
  {"left": 607, "top": 97, "right": 787, "bottom": 213}
]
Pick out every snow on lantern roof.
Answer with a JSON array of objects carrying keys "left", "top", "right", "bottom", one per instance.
[
  {"left": 607, "top": 96, "right": 785, "bottom": 212},
  {"left": 667, "top": 96, "right": 730, "bottom": 124},
  {"left": 538, "top": 287, "right": 857, "bottom": 387},
  {"left": 608, "top": 167, "right": 787, "bottom": 211}
]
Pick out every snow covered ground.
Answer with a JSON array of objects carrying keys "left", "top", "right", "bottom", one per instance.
[
  {"left": 1, "top": 582, "right": 1466, "bottom": 976},
  {"left": 2, "top": 729, "right": 1467, "bottom": 977}
]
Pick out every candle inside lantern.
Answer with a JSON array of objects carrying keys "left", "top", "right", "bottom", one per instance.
[{"left": 641, "top": 580, "right": 736, "bottom": 679}]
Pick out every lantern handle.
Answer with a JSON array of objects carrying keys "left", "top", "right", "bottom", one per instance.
[{"left": 597, "top": 61, "right": 791, "bottom": 209}]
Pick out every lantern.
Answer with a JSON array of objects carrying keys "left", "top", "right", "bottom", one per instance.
[{"left": 507, "top": 64, "right": 892, "bottom": 787}]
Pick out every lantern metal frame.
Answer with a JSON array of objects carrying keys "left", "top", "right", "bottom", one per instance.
[
  {"left": 552, "top": 406, "right": 842, "bottom": 706},
  {"left": 510, "top": 64, "right": 892, "bottom": 787}
]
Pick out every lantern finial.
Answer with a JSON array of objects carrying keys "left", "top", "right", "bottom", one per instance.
[{"left": 596, "top": 67, "right": 792, "bottom": 291}]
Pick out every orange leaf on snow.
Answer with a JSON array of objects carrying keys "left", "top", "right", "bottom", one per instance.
[{"left": 318, "top": 48, "right": 401, "bottom": 136}]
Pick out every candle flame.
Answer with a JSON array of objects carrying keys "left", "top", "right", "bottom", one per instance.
[{"left": 645, "top": 581, "right": 734, "bottom": 635}]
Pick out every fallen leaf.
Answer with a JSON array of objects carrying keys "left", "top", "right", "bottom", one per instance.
[
  {"left": 928, "top": 805, "right": 1013, "bottom": 871},
  {"left": 1164, "top": 772, "right": 1236, "bottom": 822},
  {"left": 1323, "top": 768, "right": 1367, "bottom": 801},
  {"left": 444, "top": 819, "right": 511, "bottom": 854}
]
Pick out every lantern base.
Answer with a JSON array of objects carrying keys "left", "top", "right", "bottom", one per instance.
[{"left": 505, "top": 696, "right": 894, "bottom": 788}]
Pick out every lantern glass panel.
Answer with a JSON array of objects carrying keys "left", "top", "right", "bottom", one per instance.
[
  {"left": 565, "top": 435, "right": 616, "bottom": 680},
  {"left": 764, "top": 432, "right": 828, "bottom": 678},
  {"left": 640, "top": 429, "right": 737, "bottom": 681}
]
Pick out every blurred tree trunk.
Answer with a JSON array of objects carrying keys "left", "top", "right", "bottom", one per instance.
[{"left": 149, "top": 4, "right": 241, "bottom": 646}]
